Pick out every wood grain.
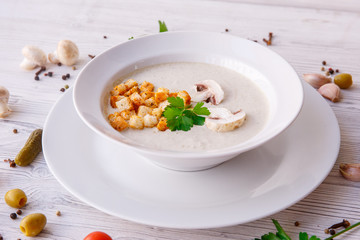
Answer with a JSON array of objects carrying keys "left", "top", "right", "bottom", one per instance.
[{"left": 1, "top": 0, "right": 360, "bottom": 239}]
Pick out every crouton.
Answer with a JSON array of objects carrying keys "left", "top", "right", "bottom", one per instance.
[
  {"left": 177, "top": 90, "right": 191, "bottom": 105},
  {"left": 169, "top": 92, "right": 178, "bottom": 98},
  {"left": 157, "top": 87, "right": 169, "bottom": 94},
  {"left": 124, "top": 86, "right": 139, "bottom": 97},
  {"left": 137, "top": 105, "right": 153, "bottom": 117},
  {"left": 144, "top": 114, "right": 159, "bottom": 128},
  {"left": 157, "top": 117, "right": 168, "bottom": 131},
  {"left": 144, "top": 97, "right": 157, "bottom": 108},
  {"left": 158, "top": 100, "right": 170, "bottom": 111},
  {"left": 140, "top": 91, "right": 154, "bottom": 100},
  {"left": 116, "top": 97, "right": 134, "bottom": 112},
  {"left": 124, "top": 79, "right": 138, "bottom": 89},
  {"left": 151, "top": 108, "right": 163, "bottom": 119},
  {"left": 110, "top": 83, "right": 127, "bottom": 96},
  {"left": 110, "top": 95, "right": 125, "bottom": 108},
  {"left": 120, "top": 110, "right": 136, "bottom": 120},
  {"left": 155, "top": 91, "right": 168, "bottom": 103},
  {"left": 129, "top": 92, "right": 144, "bottom": 106},
  {"left": 108, "top": 113, "right": 128, "bottom": 131},
  {"left": 129, "top": 115, "right": 144, "bottom": 129},
  {"left": 140, "top": 81, "right": 154, "bottom": 92}
]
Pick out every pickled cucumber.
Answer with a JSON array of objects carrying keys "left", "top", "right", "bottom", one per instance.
[{"left": 15, "top": 129, "right": 42, "bottom": 166}]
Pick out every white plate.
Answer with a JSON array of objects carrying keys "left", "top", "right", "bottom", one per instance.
[{"left": 43, "top": 83, "right": 340, "bottom": 229}]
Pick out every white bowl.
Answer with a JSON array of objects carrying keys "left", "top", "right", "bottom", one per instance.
[{"left": 73, "top": 32, "right": 303, "bottom": 171}]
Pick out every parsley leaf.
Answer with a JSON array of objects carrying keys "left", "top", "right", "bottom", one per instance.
[
  {"left": 158, "top": 20, "right": 168, "bottom": 32},
  {"left": 256, "top": 219, "right": 360, "bottom": 240},
  {"left": 192, "top": 102, "right": 211, "bottom": 115},
  {"left": 163, "top": 97, "right": 210, "bottom": 131}
]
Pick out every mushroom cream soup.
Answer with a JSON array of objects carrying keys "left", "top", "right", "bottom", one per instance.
[{"left": 105, "top": 62, "right": 269, "bottom": 151}]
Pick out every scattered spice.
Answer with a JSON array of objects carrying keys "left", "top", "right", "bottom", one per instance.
[
  {"left": 321, "top": 67, "right": 325, "bottom": 71},
  {"left": 263, "top": 32, "right": 273, "bottom": 46},
  {"left": 64, "top": 85, "right": 69, "bottom": 89},
  {"left": 103, "top": 35, "right": 107, "bottom": 39},
  {"left": 322, "top": 61, "right": 327, "bottom": 65},
  {"left": 62, "top": 75, "right": 67, "bottom": 80},
  {"left": 325, "top": 71, "right": 330, "bottom": 76},
  {"left": 330, "top": 229, "right": 336, "bottom": 235},
  {"left": 9, "top": 160, "right": 16, "bottom": 168},
  {"left": 329, "top": 219, "right": 351, "bottom": 229},
  {"left": 35, "top": 66, "right": 46, "bottom": 76},
  {"left": 225, "top": 28, "right": 229, "bottom": 32},
  {"left": 253, "top": 40, "right": 258, "bottom": 42},
  {"left": 324, "top": 228, "right": 330, "bottom": 234},
  {"left": 48, "top": 72, "right": 53, "bottom": 77},
  {"left": 60, "top": 88, "right": 65, "bottom": 92},
  {"left": 34, "top": 75, "right": 40, "bottom": 81},
  {"left": 72, "top": 66, "right": 76, "bottom": 70},
  {"left": 329, "top": 68, "right": 334, "bottom": 74},
  {"left": 44, "top": 73, "right": 48, "bottom": 76},
  {"left": 0, "top": 234, "right": 3, "bottom": 240},
  {"left": 56, "top": 210, "right": 61, "bottom": 216},
  {"left": 57, "top": 62, "right": 62, "bottom": 66},
  {"left": 66, "top": 73, "right": 70, "bottom": 78},
  {"left": 16, "top": 209, "right": 22, "bottom": 215},
  {"left": 13, "top": 129, "right": 18, "bottom": 134},
  {"left": 88, "top": 54, "right": 95, "bottom": 59},
  {"left": 336, "top": 69, "right": 339, "bottom": 73},
  {"left": 10, "top": 212, "right": 17, "bottom": 219},
  {"left": 294, "top": 221, "right": 300, "bottom": 227}
]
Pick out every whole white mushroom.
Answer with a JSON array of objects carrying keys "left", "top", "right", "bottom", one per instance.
[
  {"left": 0, "top": 86, "right": 11, "bottom": 118},
  {"left": 20, "top": 46, "right": 47, "bottom": 70},
  {"left": 48, "top": 40, "right": 79, "bottom": 66}
]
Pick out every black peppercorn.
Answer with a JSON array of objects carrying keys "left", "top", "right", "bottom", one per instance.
[
  {"left": 62, "top": 75, "right": 67, "bottom": 80},
  {"left": 35, "top": 75, "right": 40, "bottom": 81},
  {"left": 16, "top": 209, "right": 22, "bottom": 215},
  {"left": 330, "top": 229, "right": 336, "bottom": 235},
  {"left": 60, "top": 88, "right": 65, "bottom": 92},
  {"left": 66, "top": 73, "right": 70, "bottom": 78},
  {"left": 322, "top": 61, "right": 327, "bottom": 65},
  {"left": 10, "top": 212, "right": 17, "bottom": 219}
]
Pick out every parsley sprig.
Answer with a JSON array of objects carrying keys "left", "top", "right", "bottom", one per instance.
[
  {"left": 163, "top": 97, "right": 210, "bottom": 131},
  {"left": 158, "top": 20, "right": 168, "bottom": 32},
  {"left": 256, "top": 219, "right": 360, "bottom": 240}
]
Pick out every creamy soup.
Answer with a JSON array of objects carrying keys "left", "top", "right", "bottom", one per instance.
[{"left": 105, "top": 62, "right": 269, "bottom": 151}]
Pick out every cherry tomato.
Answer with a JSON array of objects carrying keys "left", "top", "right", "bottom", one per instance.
[{"left": 84, "top": 231, "right": 112, "bottom": 240}]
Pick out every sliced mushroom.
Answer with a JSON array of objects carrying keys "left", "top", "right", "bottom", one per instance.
[
  {"left": 20, "top": 46, "right": 47, "bottom": 70},
  {"left": 48, "top": 40, "right": 79, "bottom": 66},
  {"left": 0, "top": 86, "right": 11, "bottom": 118},
  {"left": 205, "top": 107, "right": 246, "bottom": 132},
  {"left": 192, "top": 79, "right": 224, "bottom": 105}
]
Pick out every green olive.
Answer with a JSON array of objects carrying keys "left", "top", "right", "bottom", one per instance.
[
  {"left": 334, "top": 73, "right": 353, "bottom": 89},
  {"left": 4, "top": 188, "right": 27, "bottom": 208},
  {"left": 20, "top": 213, "right": 47, "bottom": 237}
]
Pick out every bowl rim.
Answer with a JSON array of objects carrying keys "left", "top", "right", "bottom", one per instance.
[{"left": 73, "top": 31, "right": 304, "bottom": 158}]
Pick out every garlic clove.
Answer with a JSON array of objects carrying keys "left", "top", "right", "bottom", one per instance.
[
  {"left": 339, "top": 163, "right": 360, "bottom": 182},
  {"left": 318, "top": 83, "right": 340, "bottom": 102},
  {"left": 303, "top": 73, "right": 332, "bottom": 89}
]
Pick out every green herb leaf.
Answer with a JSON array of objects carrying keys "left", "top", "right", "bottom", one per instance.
[
  {"left": 158, "top": 20, "right": 168, "bottom": 32},
  {"left": 192, "top": 102, "right": 211, "bottom": 116},
  {"left": 167, "top": 97, "right": 184, "bottom": 108},
  {"left": 273, "top": 219, "right": 292, "bottom": 240},
  {"left": 162, "top": 97, "right": 210, "bottom": 131},
  {"left": 256, "top": 219, "right": 360, "bottom": 240},
  {"left": 128, "top": 36, "right": 134, "bottom": 40}
]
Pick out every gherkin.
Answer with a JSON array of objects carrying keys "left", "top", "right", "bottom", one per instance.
[{"left": 15, "top": 129, "right": 42, "bottom": 166}]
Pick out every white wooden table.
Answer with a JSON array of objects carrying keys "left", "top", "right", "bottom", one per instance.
[{"left": 1, "top": 0, "right": 360, "bottom": 239}]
